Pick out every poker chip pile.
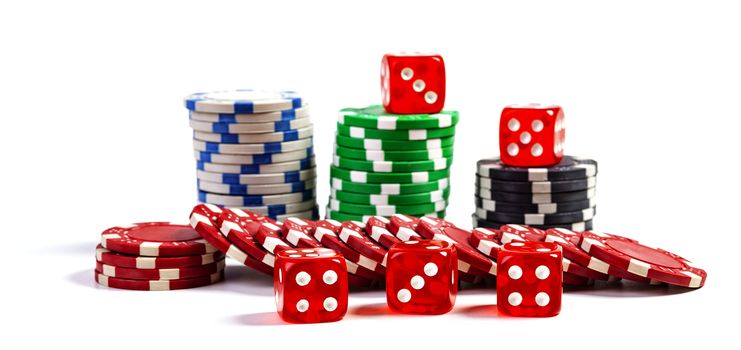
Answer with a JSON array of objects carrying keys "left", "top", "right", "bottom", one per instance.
[
  {"left": 95, "top": 222, "right": 225, "bottom": 291},
  {"left": 326, "top": 106, "right": 458, "bottom": 221},
  {"left": 185, "top": 204, "right": 706, "bottom": 290},
  {"left": 184, "top": 90, "right": 318, "bottom": 220},
  {"left": 473, "top": 156, "right": 598, "bottom": 231}
]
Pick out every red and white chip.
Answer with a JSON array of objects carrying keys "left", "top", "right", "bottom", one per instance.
[
  {"left": 95, "top": 271, "right": 224, "bottom": 291},
  {"left": 545, "top": 228, "right": 651, "bottom": 283},
  {"left": 438, "top": 226, "right": 498, "bottom": 276},
  {"left": 100, "top": 222, "right": 217, "bottom": 257},
  {"left": 314, "top": 220, "right": 385, "bottom": 278},
  {"left": 281, "top": 217, "right": 321, "bottom": 248},
  {"left": 365, "top": 216, "right": 402, "bottom": 249},
  {"left": 416, "top": 216, "right": 456, "bottom": 239},
  {"left": 580, "top": 230, "right": 707, "bottom": 288},
  {"left": 469, "top": 227, "right": 504, "bottom": 259},
  {"left": 95, "top": 260, "right": 225, "bottom": 280},
  {"left": 387, "top": 214, "right": 423, "bottom": 241},
  {"left": 255, "top": 222, "right": 293, "bottom": 254},
  {"left": 339, "top": 221, "right": 388, "bottom": 266},
  {"left": 189, "top": 204, "right": 274, "bottom": 275},
  {"left": 95, "top": 245, "right": 224, "bottom": 269},
  {"left": 218, "top": 209, "right": 279, "bottom": 269},
  {"left": 499, "top": 224, "right": 547, "bottom": 243}
]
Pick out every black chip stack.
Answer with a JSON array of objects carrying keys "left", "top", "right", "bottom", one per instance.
[{"left": 472, "top": 156, "right": 598, "bottom": 231}]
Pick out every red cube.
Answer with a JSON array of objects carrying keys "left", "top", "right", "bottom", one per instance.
[
  {"left": 274, "top": 247, "right": 348, "bottom": 323},
  {"left": 385, "top": 240, "right": 457, "bottom": 314},
  {"left": 499, "top": 104, "right": 565, "bottom": 167},
  {"left": 497, "top": 241, "right": 562, "bottom": 317},
  {"left": 381, "top": 53, "right": 446, "bottom": 114}
]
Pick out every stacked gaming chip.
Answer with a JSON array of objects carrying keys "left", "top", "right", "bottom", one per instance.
[
  {"left": 473, "top": 156, "right": 598, "bottom": 231},
  {"left": 326, "top": 106, "right": 458, "bottom": 221},
  {"left": 184, "top": 90, "right": 318, "bottom": 220},
  {"left": 95, "top": 222, "right": 225, "bottom": 290}
]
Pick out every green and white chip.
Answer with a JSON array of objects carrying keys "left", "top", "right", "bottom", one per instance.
[{"left": 338, "top": 105, "right": 459, "bottom": 130}]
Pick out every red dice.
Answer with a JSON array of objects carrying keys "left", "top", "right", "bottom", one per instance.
[
  {"left": 497, "top": 241, "right": 562, "bottom": 317},
  {"left": 386, "top": 240, "right": 457, "bottom": 314},
  {"left": 381, "top": 53, "right": 446, "bottom": 114},
  {"left": 274, "top": 247, "right": 348, "bottom": 323},
  {"left": 499, "top": 104, "right": 565, "bottom": 167}
]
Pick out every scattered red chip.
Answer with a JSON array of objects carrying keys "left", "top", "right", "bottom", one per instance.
[
  {"left": 416, "top": 216, "right": 456, "bottom": 239},
  {"left": 365, "top": 216, "right": 402, "bottom": 249},
  {"left": 314, "top": 220, "right": 385, "bottom": 277},
  {"left": 218, "top": 209, "right": 279, "bottom": 271},
  {"left": 255, "top": 222, "right": 294, "bottom": 254},
  {"left": 189, "top": 204, "right": 274, "bottom": 275},
  {"left": 387, "top": 214, "right": 423, "bottom": 241},
  {"left": 580, "top": 230, "right": 707, "bottom": 288},
  {"left": 94, "top": 271, "right": 224, "bottom": 291},
  {"left": 469, "top": 227, "right": 504, "bottom": 259},
  {"left": 95, "top": 245, "right": 224, "bottom": 269},
  {"left": 220, "top": 208, "right": 274, "bottom": 227},
  {"left": 436, "top": 226, "right": 498, "bottom": 276},
  {"left": 95, "top": 260, "right": 225, "bottom": 280},
  {"left": 100, "top": 222, "right": 217, "bottom": 257},
  {"left": 339, "top": 221, "right": 388, "bottom": 266},
  {"left": 281, "top": 217, "right": 321, "bottom": 248},
  {"left": 545, "top": 228, "right": 652, "bottom": 283},
  {"left": 499, "top": 224, "right": 547, "bottom": 243}
]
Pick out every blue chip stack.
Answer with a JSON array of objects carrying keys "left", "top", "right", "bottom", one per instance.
[{"left": 184, "top": 89, "right": 318, "bottom": 220}]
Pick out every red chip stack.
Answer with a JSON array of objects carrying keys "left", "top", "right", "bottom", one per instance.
[{"left": 95, "top": 222, "right": 224, "bottom": 291}]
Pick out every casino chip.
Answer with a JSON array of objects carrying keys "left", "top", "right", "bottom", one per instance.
[
  {"left": 95, "top": 260, "right": 225, "bottom": 280},
  {"left": 333, "top": 155, "right": 453, "bottom": 173},
  {"left": 477, "top": 156, "right": 598, "bottom": 181},
  {"left": 189, "top": 106, "right": 310, "bottom": 123},
  {"left": 95, "top": 245, "right": 224, "bottom": 269},
  {"left": 95, "top": 272, "right": 224, "bottom": 291},
  {"left": 472, "top": 156, "right": 599, "bottom": 230},
  {"left": 327, "top": 105, "right": 458, "bottom": 219},
  {"left": 474, "top": 216, "right": 594, "bottom": 231},
  {"left": 580, "top": 230, "right": 707, "bottom": 288},
  {"left": 196, "top": 168, "right": 316, "bottom": 185},
  {"left": 186, "top": 90, "right": 317, "bottom": 219},
  {"left": 337, "top": 123, "right": 456, "bottom": 141},
  {"left": 185, "top": 90, "right": 303, "bottom": 114},
  {"left": 331, "top": 188, "right": 449, "bottom": 206},
  {"left": 100, "top": 222, "right": 217, "bottom": 257},
  {"left": 193, "top": 126, "right": 314, "bottom": 144}
]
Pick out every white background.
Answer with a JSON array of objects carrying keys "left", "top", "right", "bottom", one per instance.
[{"left": 0, "top": 0, "right": 738, "bottom": 348}]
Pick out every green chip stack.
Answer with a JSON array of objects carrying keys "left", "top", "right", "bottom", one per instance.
[{"left": 326, "top": 105, "right": 459, "bottom": 221}]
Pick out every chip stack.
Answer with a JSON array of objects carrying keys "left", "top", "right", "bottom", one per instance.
[
  {"left": 184, "top": 90, "right": 318, "bottom": 220},
  {"left": 326, "top": 106, "right": 458, "bottom": 221},
  {"left": 472, "top": 156, "right": 598, "bottom": 231},
  {"left": 95, "top": 222, "right": 225, "bottom": 291}
]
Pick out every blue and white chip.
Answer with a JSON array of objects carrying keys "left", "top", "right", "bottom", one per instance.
[
  {"left": 193, "top": 126, "right": 314, "bottom": 144},
  {"left": 198, "top": 189, "right": 316, "bottom": 207},
  {"left": 189, "top": 117, "right": 312, "bottom": 134},
  {"left": 196, "top": 168, "right": 316, "bottom": 185},
  {"left": 192, "top": 138, "right": 312, "bottom": 155},
  {"left": 197, "top": 178, "right": 316, "bottom": 195},
  {"left": 195, "top": 157, "right": 316, "bottom": 174},
  {"left": 184, "top": 90, "right": 303, "bottom": 114},
  {"left": 189, "top": 106, "right": 310, "bottom": 123},
  {"left": 194, "top": 147, "right": 314, "bottom": 165}
]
